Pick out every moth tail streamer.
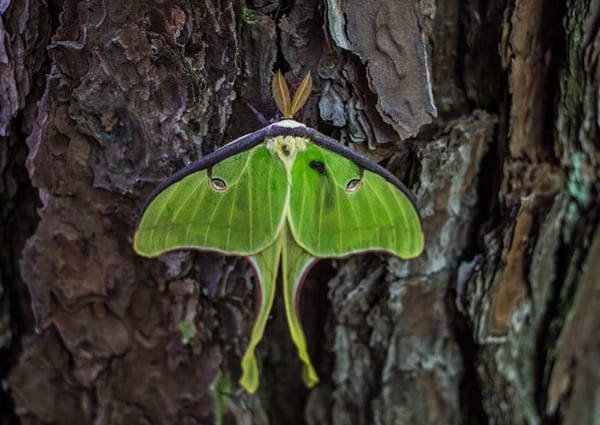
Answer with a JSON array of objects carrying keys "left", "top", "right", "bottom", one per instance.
[
  {"left": 282, "top": 226, "right": 320, "bottom": 388},
  {"left": 240, "top": 241, "right": 281, "bottom": 393}
]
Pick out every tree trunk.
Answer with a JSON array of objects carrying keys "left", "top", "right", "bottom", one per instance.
[{"left": 1, "top": 0, "right": 598, "bottom": 424}]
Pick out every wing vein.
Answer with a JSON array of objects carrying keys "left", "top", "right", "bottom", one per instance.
[
  {"left": 389, "top": 180, "right": 411, "bottom": 252},
  {"left": 334, "top": 174, "right": 342, "bottom": 252},
  {"left": 369, "top": 177, "right": 396, "bottom": 248},
  {"left": 346, "top": 185, "right": 360, "bottom": 249},
  {"left": 296, "top": 163, "right": 306, "bottom": 237},
  {"left": 316, "top": 174, "right": 326, "bottom": 253},
  {"left": 225, "top": 165, "right": 241, "bottom": 251},
  {"left": 150, "top": 182, "right": 180, "bottom": 248},
  {"left": 248, "top": 152, "right": 254, "bottom": 248},
  {"left": 183, "top": 175, "right": 208, "bottom": 244},
  {"left": 266, "top": 150, "right": 273, "bottom": 236}
]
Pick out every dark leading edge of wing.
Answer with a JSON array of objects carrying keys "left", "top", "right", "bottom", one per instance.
[
  {"left": 137, "top": 120, "right": 420, "bottom": 220},
  {"left": 137, "top": 126, "right": 272, "bottom": 215}
]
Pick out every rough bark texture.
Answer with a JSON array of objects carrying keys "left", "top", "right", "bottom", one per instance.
[{"left": 1, "top": 0, "right": 598, "bottom": 424}]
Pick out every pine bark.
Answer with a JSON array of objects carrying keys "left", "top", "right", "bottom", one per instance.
[{"left": 1, "top": 0, "right": 598, "bottom": 424}]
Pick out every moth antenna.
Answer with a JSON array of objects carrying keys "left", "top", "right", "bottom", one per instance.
[
  {"left": 290, "top": 72, "right": 312, "bottom": 118},
  {"left": 244, "top": 101, "right": 270, "bottom": 126},
  {"left": 272, "top": 70, "right": 292, "bottom": 118}
]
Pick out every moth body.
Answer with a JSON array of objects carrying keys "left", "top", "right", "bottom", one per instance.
[{"left": 266, "top": 135, "right": 307, "bottom": 171}]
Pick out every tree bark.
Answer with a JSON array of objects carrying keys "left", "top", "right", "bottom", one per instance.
[{"left": 1, "top": 0, "right": 598, "bottom": 424}]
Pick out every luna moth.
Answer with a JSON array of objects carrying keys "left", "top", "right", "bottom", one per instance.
[{"left": 133, "top": 71, "right": 424, "bottom": 393}]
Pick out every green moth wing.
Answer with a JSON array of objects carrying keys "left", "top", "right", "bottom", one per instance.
[
  {"left": 289, "top": 141, "right": 424, "bottom": 258},
  {"left": 240, "top": 240, "right": 280, "bottom": 393},
  {"left": 280, "top": 226, "right": 320, "bottom": 387},
  {"left": 134, "top": 145, "right": 287, "bottom": 256}
]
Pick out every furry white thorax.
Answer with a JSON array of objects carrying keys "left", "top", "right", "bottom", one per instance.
[{"left": 266, "top": 135, "right": 308, "bottom": 170}]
